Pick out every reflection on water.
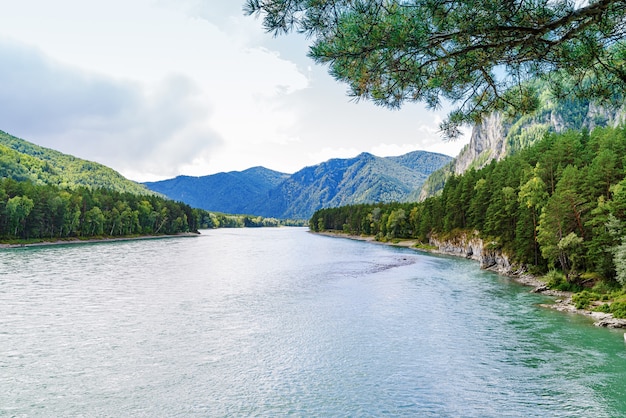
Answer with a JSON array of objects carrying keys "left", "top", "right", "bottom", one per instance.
[{"left": 1, "top": 228, "right": 625, "bottom": 416}]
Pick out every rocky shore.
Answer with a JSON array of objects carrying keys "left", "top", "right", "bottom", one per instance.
[
  {"left": 314, "top": 230, "right": 626, "bottom": 329},
  {"left": 0, "top": 232, "right": 200, "bottom": 249}
]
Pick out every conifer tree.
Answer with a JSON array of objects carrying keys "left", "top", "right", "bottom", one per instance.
[{"left": 246, "top": 0, "right": 626, "bottom": 136}]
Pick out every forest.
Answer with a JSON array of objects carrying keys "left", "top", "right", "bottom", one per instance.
[
  {"left": 0, "top": 130, "right": 151, "bottom": 195},
  {"left": 310, "top": 125, "right": 626, "bottom": 296},
  {"left": 0, "top": 178, "right": 291, "bottom": 243}
]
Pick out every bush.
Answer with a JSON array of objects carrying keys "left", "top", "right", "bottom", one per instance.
[
  {"left": 610, "top": 302, "right": 626, "bottom": 319},
  {"left": 591, "top": 279, "right": 618, "bottom": 295},
  {"left": 545, "top": 270, "right": 566, "bottom": 289},
  {"left": 544, "top": 270, "right": 582, "bottom": 291},
  {"left": 572, "top": 290, "right": 599, "bottom": 310},
  {"left": 594, "top": 303, "right": 611, "bottom": 313}
]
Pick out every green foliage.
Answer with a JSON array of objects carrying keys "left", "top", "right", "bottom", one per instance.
[
  {"left": 0, "top": 178, "right": 197, "bottom": 241},
  {"left": 419, "top": 80, "right": 622, "bottom": 200},
  {"left": 595, "top": 303, "right": 611, "bottom": 313},
  {"left": 572, "top": 291, "right": 599, "bottom": 310},
  {"left": 0, "top": 130, "right": 151, "bottom": 195},
  {"left": 246, "top": 0, "right": 626, "bottom": 137},
  {"left": 613, "top": 237, "right": 626, "bottom": 287},
  {"left": 544, "top": 270, "right": 567, "bottom": 290},
  {"left": 609, "top": 302, "right": 626, "bottom": 319},
  {"left": 310, "top": 124, "right": 626, "bottom": 285}
]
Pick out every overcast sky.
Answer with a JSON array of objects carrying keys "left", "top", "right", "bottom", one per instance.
[{"left": 0, "top": 0, "right": 469, "bottom": 182}]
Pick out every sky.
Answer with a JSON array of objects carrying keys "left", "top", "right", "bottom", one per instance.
[{"left": 0, "top": 0, "right": 469, "bottom": 182}]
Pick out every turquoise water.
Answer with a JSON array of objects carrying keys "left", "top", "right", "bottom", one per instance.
[{"left": 1, "top": 227, "right": 625, "bottom": 416}]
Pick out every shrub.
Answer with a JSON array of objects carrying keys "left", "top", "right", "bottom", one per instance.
[
  {"left": 594, "top": 303, "right": 611, "bottom": 313},
  {"left": 572, "top": 290, "right": 599, "bottom": 310},
  {"left": 545, "top": 270, "right": 566, "bottom": 289},
  {"left": 591, "top": 279, "right": 617, "bottom": 295},
  {"left": 610, "top": 302, "right": 626, "bottom": 319}
]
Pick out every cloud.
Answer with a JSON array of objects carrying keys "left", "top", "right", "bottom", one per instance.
[
  {"left": 0, "top": 39, "right": 221, "bottom": 181},
  {"left": 0, "top": 0, "right": 468, "bottom": 182},
  {"left": 307, "top": 147, "right": 362, "bottom": 165}
]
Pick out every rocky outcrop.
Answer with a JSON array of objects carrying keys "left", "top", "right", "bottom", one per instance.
[
  {"left": 316, "top": 230, "right": 626, "bottom": 328},
  {"left": 453, "top": 113, "right": 510, "bottom": 175},
  {"left": 428, "top": 231, "right": 626, "bottom": 328},
  {"left": 428, "top": 231, "right": 512, "bottom": 275},
  {"left": 419, "top": 99, "right": 626, "bottom": 201}
]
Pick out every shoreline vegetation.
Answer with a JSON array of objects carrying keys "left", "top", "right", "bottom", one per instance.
[
  {"left": 313, "top": 230, "right": 626, "bottom": 329},
  {"left": 0, "top": 232, "right": 200, "bottom": 249},
  {"left": 0, "top": 176, "right": 306, "bottom": 246},
  {"left": 309, "top": 126, "right": 626, "bottom": 331}
]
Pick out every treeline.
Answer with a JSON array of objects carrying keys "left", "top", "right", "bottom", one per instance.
[
  {"left": 311, "top": 125, "right": 626, "bottom": 288},
  {"left": 195, "top": 211, "right": 304, "bottom": 229},
  {"left": 0, "top": 178, "right": 198, "bottom": 240},
  {"left": 0, "top": 130, "right": 151, "bottom": 195},
  {"left": 0, "top": 178, "right": 300, "bottom": 242}
]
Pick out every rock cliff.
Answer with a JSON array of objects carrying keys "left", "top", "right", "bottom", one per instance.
[
  {"left": 428, "top": 231, "right": 512, "bottom": 275},
  {"left": 426, "top": 231, "right": 626, "bottom": 328},
  {"left": 419, "top": 100, "right": 626, "bottom": 200}
]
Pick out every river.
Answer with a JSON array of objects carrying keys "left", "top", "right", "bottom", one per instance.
[{"left": 1, "top": 227, "right": 625, "bottom": 416}]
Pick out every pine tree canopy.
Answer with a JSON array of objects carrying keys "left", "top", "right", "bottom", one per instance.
[{"left": 244, "top": 0, "right": 626, "bottom": 137}]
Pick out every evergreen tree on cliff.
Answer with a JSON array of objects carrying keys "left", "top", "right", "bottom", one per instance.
[{"left": 245, "top": 0, "right": 626, "bottom": 137}]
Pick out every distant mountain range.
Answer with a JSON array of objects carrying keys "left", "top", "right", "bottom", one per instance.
[
  {"left": 6, "top": 77, "right": 622, "bottom": 221},
  {"left": 144, "top": 166, "right": 289, "bottom": 215},
  {"left": 144, "top": 151, "right": 452, "bottom": 219},
  {"left": 0, "top": 130, "right": 151, "bottom": 195},
  {"left": 0, "top": 129, "right": 451, "bottom": 219}
]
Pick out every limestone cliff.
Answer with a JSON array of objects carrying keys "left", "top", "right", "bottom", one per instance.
[
  {"left": 428, "top": 231, "right": 513, "bottom": 275},
  {"left": 418, "top": 100, "right": 626, "bottom": 200}
]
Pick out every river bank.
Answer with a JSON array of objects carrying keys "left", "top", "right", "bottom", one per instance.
[
  {"left": 313, "top": 230, "right": 626, "bottom": 329},
  {"left": 0, "top": 232, "right": 200, "bottom": 249}
]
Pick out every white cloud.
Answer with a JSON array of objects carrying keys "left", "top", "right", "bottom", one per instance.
[
  {"left": 0, "top": 0, "right": 468, "bottom": 181},
  {"left": 0, "top": 40, "right": 221, "bottom": 180},
  {"left": 307, "top": 147, "right": 362, "bottom": 166}
]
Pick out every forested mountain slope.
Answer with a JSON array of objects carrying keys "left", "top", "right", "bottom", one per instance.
[
  {"left": 255, "top": 151, "right": 451, "bottom": 219},
  {"left": 143, "top": 167, "right": 289, "bottom": 215},
  {"left": 419, "top": 94, "right": 626, "bottom": 200},
  {"left": 0, "top": 130, "right": 151, "bottom": 195},
  {"left": 311, "top": 125, "right": 626, "bottom": 291},
  {"left": 145, "top": 150, "right": 452, "bottom": 219}
]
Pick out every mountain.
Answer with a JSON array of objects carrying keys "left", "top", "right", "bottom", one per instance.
[
  {"left": 418, "top": 93, "right": 626, "bottom": 200},
  {"left": 145, "top": 150, "right": 452, "bottom": 219},
  {"left": 144, "top": 167, "right": 290, "bottom": 215},
  {"left": 0, "top": 130, "right": 152, "bottom": 195},
  {"left": 256, "top": 151, "right": 451, "bottom": 219}
]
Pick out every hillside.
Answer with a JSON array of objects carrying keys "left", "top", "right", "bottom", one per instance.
[
  {"left": 256, "top": 151, "right": 451, "bottom": 219},
  {"left": 310, "top": 125, "right": 626, "bottom": 322},
  {"left": 0, "top": 130, "right": 151, "bottom": 195},
  {"left": 419, "top": 93, "right": 626, "bottom": 200},
  {"left": 144, "top": 167, "right": 290, "bottom": 215},
  {"left": 144, "top": 150, "right": 452, "bottom": 219}
]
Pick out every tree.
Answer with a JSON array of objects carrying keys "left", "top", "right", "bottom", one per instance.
[
  {"left": 537, "top": 165, "right": 588, "bottom": 276},
  {"left": 246, "top": 0, "right": 626, "bottom": 136},
  {"left": 518, "top": 165, "right": 549, "bottom": 264},
  {"left": 84, "top": 206, "right": 105, "bottom": 236},
  {"left": 613, "top": 238, "right": 626, "bottom": 287},
  {"left": 5, "top": 195, "right": 34, "bottom": 237},
  {"left": 386, "top": 207, "right": 407, "bottom": 238},
  {"left": 585, "top": 197, "right": 618, "bottom": 279}
]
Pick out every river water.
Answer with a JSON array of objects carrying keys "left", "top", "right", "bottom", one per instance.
[{"left": 1, "top": 227, "right": 625, "bottom": 416}]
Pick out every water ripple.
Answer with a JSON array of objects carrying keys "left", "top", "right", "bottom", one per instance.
[{"left": 1, "top": 228, "right": 625, "bottom": 416}]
